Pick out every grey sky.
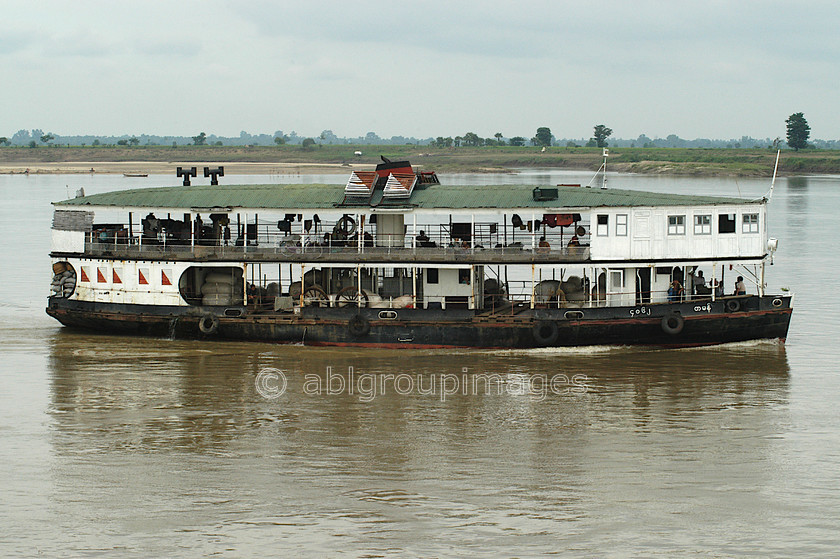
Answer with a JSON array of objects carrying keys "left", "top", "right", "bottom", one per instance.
[{"left": 4, "top": 1, "right": 838, "bottom": 140}]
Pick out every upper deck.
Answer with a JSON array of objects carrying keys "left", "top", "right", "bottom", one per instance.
[{"left": 52, "top": 164, "right": 769, "bottom": 264}]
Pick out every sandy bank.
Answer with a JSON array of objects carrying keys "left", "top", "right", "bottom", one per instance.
[{"left": 0, "top": 161, "right": 365, "bottom": 175}]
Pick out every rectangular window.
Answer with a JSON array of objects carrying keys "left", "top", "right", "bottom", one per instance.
[
  {"left": 719, "top": 213, "right": 736, "bottom": 234},
  {"left": 694, "top": 214, "right": 712, "bottom": 235},
  {"left": 596, "top": 214, "right": 609, "bottom": 236},
  {"left": 458, "top": 269, "right": 471, "bottom": 284},
  {"left": 742, "top": 213, "right": 759, "bottom": 233},
  {"left": 616, "top": 214, "right": 628, "bottom": 236},
  {"left": 667, "top": 215, "right": 685, "bottom": 235},
  {"left": 426, "top": 268, "right": 438, "bottom": 284}
]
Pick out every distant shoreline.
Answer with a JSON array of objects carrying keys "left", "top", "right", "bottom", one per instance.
[{"left": 2, "top": 145, "right": 838, "bottom": 176}]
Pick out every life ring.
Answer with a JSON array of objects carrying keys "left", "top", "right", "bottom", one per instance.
[
  {"left": 198, "top": 314, "right": 219, "bottom": 335},
  {"left": 348, "top": 314, "right": 370, "bottom": 337},
  {"left": 725, "top": 299, "right": 741, "bottom": 313},
  {"left": 336, "top": 215, "right": 357, "bottom": 236},
  {"left": 532, "top": 320, "right": 559, "bottom": 346},
  {"left": 772, "top": 298, "right": 783, "bottom": 308},
  {"left": 661, "top": 312, "right": 684, "bottom": 335}
]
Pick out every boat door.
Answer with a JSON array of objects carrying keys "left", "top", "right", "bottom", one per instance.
[
  {"left": 607, "top": 268, "right": 636, "bottom": 307},
  {"left": 635, "top": 267, "right": 651, "bottom": 305}
]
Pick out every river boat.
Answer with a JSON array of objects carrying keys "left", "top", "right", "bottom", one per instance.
[{"left": 46, "top": 159, "right": 792, "bottom": 348}]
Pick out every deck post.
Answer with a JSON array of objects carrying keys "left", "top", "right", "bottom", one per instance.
[
  {"left": 470, "top": 265, "right": 475, "bottom": 309},
  {"left": 712, "top": 262, "right": 717, "bottom": 302},
  {"left": 357, "top": 263, "right": 362, "bottom": 307},
  {"left": 471, "top": 213, "right": 475, "bottom": 251},
  {"left": 412, "top": 266, "right": 417, "bottom": 308},
  {"left": 300, "top": 264, "right": 305, "bottom": 307},
  {"left": 531, "top": 212, "right": 536, "bottom": 251},
  {"left": 759, "top": 262, "right": 765, "bottom": 297},
  {"left": 530, "top": 264, "right": 535, "bottom": 309}
]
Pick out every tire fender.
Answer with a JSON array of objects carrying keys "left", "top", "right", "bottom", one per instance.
[
  {"left": 661, "top": 312, "right": 685, "bottom": 335},
  {"left": 532, "top": 320, "right": 559, "bottom": 346},
  {"left": 348, "top": 314, "right": 370, "bottom": 337},
  {"left": 198, "top": 314, "right": 220, "bottom": 335}
]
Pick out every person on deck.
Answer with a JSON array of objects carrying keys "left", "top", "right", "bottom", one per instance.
[
  {"left": 734, "top": 276, "right": 747, "bottom": 296},
  {"left": 567, "top": 235, "right": 580, "bottom": 247},
  {"left": 668, "top": 280, "right": 684, "bottom": 302}
]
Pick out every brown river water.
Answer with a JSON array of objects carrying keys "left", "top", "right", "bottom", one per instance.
[{"left": 1, "top": 171, "right": 838, "bottom": 557}]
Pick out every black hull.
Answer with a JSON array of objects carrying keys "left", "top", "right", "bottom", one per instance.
[{"left": 46, "top": 296, "right": 792, "bottom": 349}]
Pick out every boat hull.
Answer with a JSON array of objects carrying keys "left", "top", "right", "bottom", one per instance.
[{"left": 46, "top": 295, "right": 792, "bottom": 349}]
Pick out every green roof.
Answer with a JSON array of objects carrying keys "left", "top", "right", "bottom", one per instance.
[{"left": 55, "top": 181, "right": 758, "bottom": 211}]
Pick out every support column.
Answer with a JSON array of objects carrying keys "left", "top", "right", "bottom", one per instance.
[
  {"left": 412, "top": 267, "right": 417, "bottom": 308},
  {"left": 530, "top": 264, "right": 536, "bottom": 309}
]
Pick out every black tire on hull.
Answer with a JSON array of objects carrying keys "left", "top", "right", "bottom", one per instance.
[
  {"left": 661, "top": 312, "right": 685, "bottom": 335},
  {"left": 726, "top": 299, "right": 741, "bottom": 313},
  {"left": 199, "top": 314, "right": 219, "bottom": 335},
  {"left": 348, "top": 314, "right": 370, "bottom": 337},
  {"left": 532, "top": 320, "right": 559, "bottom": 346}
]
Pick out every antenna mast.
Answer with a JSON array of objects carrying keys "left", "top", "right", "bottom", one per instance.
[
  {"left": 601, "top": 148, "right": 608, "bottom": 189},
  {"left": 585, "top": 148, "right": 610, "bottom": 189},
  {"left": 767, "top": 149, "right": 781, "bottom": 201}
]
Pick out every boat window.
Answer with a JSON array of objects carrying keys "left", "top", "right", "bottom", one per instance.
[
  {"left": 426, "top": 268, "right": 439, "bottom": 284},
  {"left": 694, "top": 214, "right": 712, "bottom": 235},
  {"left": 718, "top": 213, "right": 736, "bottom": 234},
  {"left": 596, "top": 214, "right": 609, "bottom": 236},
  {"left": 615, "top": 214, "right": 628, "bottom": 236},
  {"left": 742, "top": 213, "right": 759, "bottom": 233},
  {"left": 458, "top": 269, "right": 471, "bottom": 285},
  {"left": 667, "top": 215, "right": 686, "bottom": 235}
]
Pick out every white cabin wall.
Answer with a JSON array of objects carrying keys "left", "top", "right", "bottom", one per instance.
[
  {"left": 59, "top": 258, "right": 245, "bottom": 307},
  {"left": 422, "top": 268, "right": 473, "bottom": 309},
  {"left": 376, "top": 214, "right": 405, "bottom": 247},
  {"left": 589, "top": 204, "right": 766, "bottom": 261},
  {"left": 51, "top": 230, "right": 85, "bottom": 253}
]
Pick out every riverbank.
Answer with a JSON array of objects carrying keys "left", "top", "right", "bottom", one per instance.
[{"left": 2, "top": 145, "right": 839, "bottom": 176}]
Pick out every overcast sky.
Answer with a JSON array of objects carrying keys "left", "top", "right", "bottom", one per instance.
[{"left": 4, "top": 1, "right": 838, "bottom": 140}]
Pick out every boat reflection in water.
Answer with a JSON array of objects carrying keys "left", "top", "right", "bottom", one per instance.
[{"left": 44, "top": 300, "right": 792, "bottom": 555}]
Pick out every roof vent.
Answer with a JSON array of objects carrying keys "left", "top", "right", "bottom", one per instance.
[
  {"left": 204, "top": 166, "right": 224, "bottom": 185},
  {"left": 177, "top": 166, "right": 197, "bottom": 186},
  {"left": 344, "top": 171, "right": 377, "bottom": 197},
  {"left": 382, "top": 173, "right": 417, "bottom": 199},
  {"left": 532, "top": 187, "right": 558, "bottom": 201}
]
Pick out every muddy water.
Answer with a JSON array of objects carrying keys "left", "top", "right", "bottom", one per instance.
[{"left": 2, "top": 172, "right": 839, "bottom": 556}]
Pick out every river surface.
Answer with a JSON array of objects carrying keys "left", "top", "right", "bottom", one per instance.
[{"left": 1, "top": 170, "right": 838, "bottom": 557}]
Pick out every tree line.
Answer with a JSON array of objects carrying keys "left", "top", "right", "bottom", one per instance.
[{"left": 0, "top": 114, "right": 823, "bottom": 150}]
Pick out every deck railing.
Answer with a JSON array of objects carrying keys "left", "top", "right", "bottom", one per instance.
[{"left": 79, "top": 237, "right": 591, "bottom": 263}]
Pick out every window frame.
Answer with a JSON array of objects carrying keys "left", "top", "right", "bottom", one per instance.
[
  {"left": 694, "top": 214, "right": 712, "bottom": 235},
  {"left": 596, "top": 214, "right": 609, "bottom": 236},
  {"left": 615, "top": 213, "right": 628, "bottom": 236},
  {"left": 667, "top": 214, "right": 686, "bottom": 236},
  {"left": 742, "top": 213, "right": 759, "bottom": 234},
  {"left": 718, "top": 213, "right": 736, "bottom": 234}
]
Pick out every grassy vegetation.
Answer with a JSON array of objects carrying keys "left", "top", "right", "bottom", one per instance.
[{"left": 2, "top": 144, "right": 840, "bottom": 176}]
